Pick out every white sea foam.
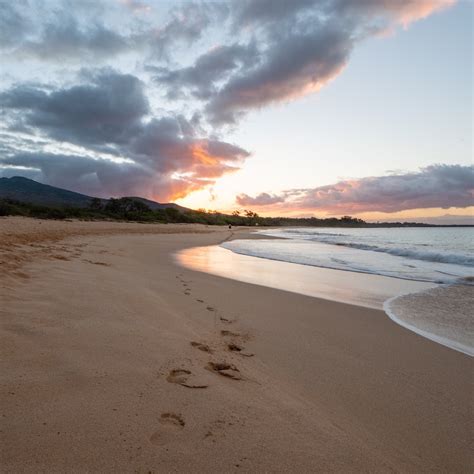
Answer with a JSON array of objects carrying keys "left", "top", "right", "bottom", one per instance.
[{"left": 384, "top": 284, "right": 473, "bottom": 356}]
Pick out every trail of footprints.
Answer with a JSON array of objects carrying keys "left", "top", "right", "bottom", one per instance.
[
  {"left": 151, "top": 274, "right": 256, "bottom": 448},
  {"left": 175, "top": 273, "right": 254, "bottom": 386}
]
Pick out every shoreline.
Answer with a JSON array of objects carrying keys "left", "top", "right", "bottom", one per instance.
[
  {"left": 384, "top": 284, "right": 474, "bottom": 357},
  {"left": 1, "top": 218, "right": 472, "bottom": 472},
  {"left": 177, "top": 241, "right": 471, "bottom": 356},
  {"left": 176, "top": 243, "right": 435, "bottom": 310}
]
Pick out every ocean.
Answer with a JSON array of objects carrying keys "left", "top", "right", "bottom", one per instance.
[
  {"left": 222, "top": 227, "right": 474, "bottom": 284},
  {"left": 219, "top": 227, "right": 473, "bottom": 356}
]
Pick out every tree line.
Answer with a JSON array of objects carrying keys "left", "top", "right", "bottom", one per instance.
[{"left": 0, "top": 196, "right": 431, "bottom": 227}]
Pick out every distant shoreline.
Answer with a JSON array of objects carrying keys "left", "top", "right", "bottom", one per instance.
[{"left": 2, "top": 177, "right": 472, "bottom": 227}]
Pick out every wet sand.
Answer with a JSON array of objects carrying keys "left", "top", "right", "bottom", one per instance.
[
  {"left": 176, "top": 244, "right": 436, "bottom": 309},
  {"left": 0, "top": 217, "right": 472, "bottom": 472}
]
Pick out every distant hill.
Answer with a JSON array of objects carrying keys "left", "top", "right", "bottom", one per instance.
[
  {"left": 0, "top": 176, "right": 188, "bottom": 211},
  {"left": 123, "top": 196, "right": 188, "bottom": 212},
  {"left": 0, "top": 176, "right": 96, "bottom": 208}
]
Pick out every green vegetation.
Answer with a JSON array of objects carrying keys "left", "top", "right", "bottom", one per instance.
[{"left": 0, "top": 196, "right": 433, "bottom": 227}]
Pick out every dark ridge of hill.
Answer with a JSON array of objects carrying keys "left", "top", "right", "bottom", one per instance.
[
  {"left": 124, "top": 196, "right": 189, "bottom": 212},
  {"left": 0, "top": 177, "right": 189, "bottom": 211},
  {"left": 0, "top": 176, "right": 95, "bottom": 207}
]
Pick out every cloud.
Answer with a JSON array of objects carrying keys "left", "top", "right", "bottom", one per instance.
[
  {"left": 1, "top": 70, "right": 149, "bottom": 146},
  {"left": 202, "top": 0, "right": 454, "bottom": 124},
  {"left": 147, "top": 2, "right": 229, "bottom": 60},
  {"left": 236, "top": 192, "right": 285, "bottom": 206},
  {"left": 0, "top": 70, "right": 250, "bottom": 201},
  {"left": 153, "top": 42, "right": 259, "bottom": 100},
  {"left": 2, "top": 0, "right": 455, "bottom": 123},
  {"left": 0, "top": 1, "right": 136, "bottom": 61},
  {"left": 233, "top": 0, "right": 454, "bottom": 31},
  {"left": 120, "top": 0, "right": 151, "bottom": 14},
  {"left": 0, "top": 1, "right": 227, "bottom": 62},
  {"left": 129, "top": 117, "right": 249, "bottom": 185},
  {"left": 344, "top": 0, "right": 456, "bottom": 27},
  {"left": 232, "top": 0, "right": 317, "bottom": 30},
  {"left": 0, "top": 0, "right": 458, "bottom": 205},
  {"left": 18, "top": 18, "right": 131, "bottom": 61},
  {"left": 0, "top": 0, "right": 30, "bottom": 48},
  {"left": 1, "top": 132, "right": 249, "bottom": 202},
  {"left": 235, "top": 165, "right": 474, "bottom": 214},
  {"left": 206, "top": 24, "right": 352, "bottom": 124}
]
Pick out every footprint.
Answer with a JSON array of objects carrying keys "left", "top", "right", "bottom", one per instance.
[
  {"left": 190, "top": 341, "right": 213, "bottom": 353},
  {"left": 220, "top": 316, "right": 233, "bottom": 324},
  {"left": 166, "top": 369, "right": 209, "bottom": 388},
  {"left": 206, "top": 306, "right": 215, "bottom": 312},
  {"left": 227, "top": 343, "right": 243, "bottom": 352},
  {"left": 228, "top": 343, "right": 254, "bottom": 357},
  {"left": 82, "top": 259, "right": 110, "bottom": 266},
  {"left": 150, "top": 413, "right": 185, "bottom": 446},
  {"left": 207, "top": 362, "right": 241, "bottom": 380},
  {"left": 52, "top": 255, "right": 70, "bottom": 261},
  {"left": 160, "top": 412, "right": 185, "bottom": 427},
  {"left": 196, "top": 299, "right": 204, "bottom": 303},
  {"left": 220, "top": 330, "right": 240, "bottom": 337}
]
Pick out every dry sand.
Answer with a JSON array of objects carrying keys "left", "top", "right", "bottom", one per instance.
[{"left": 0, "top": 217, "right": 472, "bottom": 472}]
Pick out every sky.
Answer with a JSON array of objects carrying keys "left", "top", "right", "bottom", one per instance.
[{"left": 0, "top": 0, "right": 472, "bottom": 223}]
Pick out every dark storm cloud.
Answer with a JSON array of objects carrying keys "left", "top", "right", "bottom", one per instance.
[{"left": 235, "top": 165, "right": 474, "bottom": 214}]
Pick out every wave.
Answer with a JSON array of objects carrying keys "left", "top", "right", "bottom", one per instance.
[
  {"left": 322, "top": 241, "right": 474, "bottom": 266},
  {"left": 259, "top": 230, "right": 474, "bottom": 267},
  {"left": 221, "top": 242, "right": 450, "bottom": 284}
]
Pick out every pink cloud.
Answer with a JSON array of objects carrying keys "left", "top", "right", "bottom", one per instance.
[{"left": 235, "top": 165, "right": 474, "bottom": 215}]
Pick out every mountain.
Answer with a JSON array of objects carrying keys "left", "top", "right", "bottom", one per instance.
[
  {"left": 0, "top": 177, "right": 188, "bottom": 211},
  {"left": 0, "top": 176, "right": 96, "bottom": 207},
  {"left": 123, "top": 197, "right": 188, "bottom": 212}
]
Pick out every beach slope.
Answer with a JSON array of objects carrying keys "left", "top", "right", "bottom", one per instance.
[{"left": 0, "top": 218, "right": 472, "bottom": 472}]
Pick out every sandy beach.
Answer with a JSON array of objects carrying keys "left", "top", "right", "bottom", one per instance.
[{"left": 0, "top": 217, "right": 472, "bottom": 473}]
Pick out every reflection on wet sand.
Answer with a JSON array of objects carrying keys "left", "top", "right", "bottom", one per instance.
[{"left": 176, "top": 245, "right": 435, "bottom": 309}]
